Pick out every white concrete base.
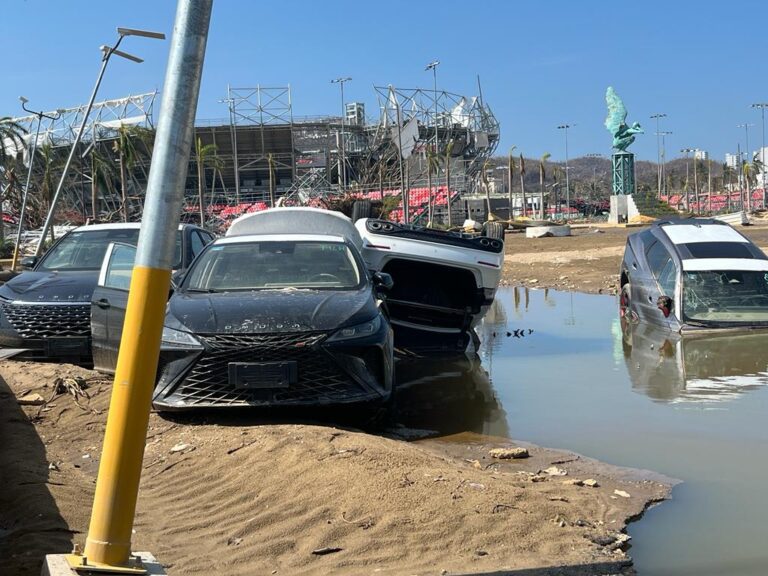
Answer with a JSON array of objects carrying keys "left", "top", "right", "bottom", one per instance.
[
  {"left": 525, "top": 225, "right": 571, "bottom": 239},
  {"left": 41, "top": 552, "right": 166, "bottom": 576}
]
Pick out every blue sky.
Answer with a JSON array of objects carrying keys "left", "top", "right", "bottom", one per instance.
[{"left": 2, "top": 0, "right": 766, "bottom": 164}]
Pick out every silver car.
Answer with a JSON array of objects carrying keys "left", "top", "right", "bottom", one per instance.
[{"left": 619, "top": 219, "right": 768, "bottom": 331}]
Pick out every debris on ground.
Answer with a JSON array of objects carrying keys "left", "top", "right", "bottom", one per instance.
[{"left": 489, "top": 447, "right": 529, "bottom": 460}]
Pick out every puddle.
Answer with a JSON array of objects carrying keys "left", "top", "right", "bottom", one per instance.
[{"left": 436, "top": 286, "right": 768, "bottom": 576}]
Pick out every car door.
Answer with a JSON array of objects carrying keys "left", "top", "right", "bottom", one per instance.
[{"left": 91, "top": 242, "right": 137, "bottom": 373}]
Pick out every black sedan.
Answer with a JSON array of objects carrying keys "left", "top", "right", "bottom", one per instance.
[
  {"left": 0, "top": 223, "right": 214, "bottom": 362},
  {"left": 91, "top": 233, "right": 394, "bottom": 409}
]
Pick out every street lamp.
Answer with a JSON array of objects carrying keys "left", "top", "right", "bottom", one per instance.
[
  {"left": 557, "top": 124, "right": 574, "bottom": 219},
  {"left": 737, "top": 123, "right": 755, "bottom": 211},
  {"left": 36, "top": 26, "right": 165, "bottom": 257},
  {"left": 331, "top": 76, "right": 352, "bottom": 190},
  {"left": 650, "top": 113, "right": 667, "bottom": 198},
  {"left": 752, "top": 103, "right": 768, "bottom": 206},
  {"left": 656, "top": 131, "right": 672, "bottom": 196},
  {"left": 425, "top": 60, "right": 440, "bottom": 153},
  {"left": 13, "top": 98, "right": 61, "bottom": 270}
]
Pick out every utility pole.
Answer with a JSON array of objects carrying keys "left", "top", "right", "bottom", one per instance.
[
  {"left": 657, "top": 131, "right": 672, "bottom": 197},
  {"left": 681, "top": 148, "right": 695, "bottom": 211},
  {"left": 331, "top": 77, "right": 351, "bottom": 190},
  {"left": 650, "top": 113, "right": 667, "bottom": 198}
]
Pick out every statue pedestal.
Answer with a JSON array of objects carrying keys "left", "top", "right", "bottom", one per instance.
[{"left": 612, "top": 152, "right": 635, "bottom": 196}]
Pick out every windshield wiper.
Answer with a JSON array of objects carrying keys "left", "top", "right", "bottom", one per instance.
[{"left": 185, "top": 288, "right": 218, "bottom": 293}]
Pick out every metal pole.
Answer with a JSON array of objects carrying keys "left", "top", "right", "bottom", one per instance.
[
  {"left": 80, "top": 1, "right": 211, "bottom": 569},
  {"left": 651, "top": 113, "right": 666, "bottom": 198},
  {"left": 557, "top": 124, "right": 572, "bottom": 219},
  {"left": 13, "top": 109, "right": 50, "bottom": 270},
  {"left": 35, "top": 53, "right": 112, "bottom": 256}
]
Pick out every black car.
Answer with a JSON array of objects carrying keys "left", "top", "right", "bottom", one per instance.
[
  {"left": 91, "top": 232, "right": 394, "bottom": 410},
  {"left": 619, "top": 218, "right": 768, "bottom": 331},
  {"left": 0, "top": 223, "right": 214, "bottom": 362}
]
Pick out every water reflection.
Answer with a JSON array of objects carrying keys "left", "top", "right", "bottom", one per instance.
[
  {"left": 393, "top": 353, "right": 509, "bottom": 438},
  {"left": 620, "top": 320, "right": 768, "bottom": 403}
]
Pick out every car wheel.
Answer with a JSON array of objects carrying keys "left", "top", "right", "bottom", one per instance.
[
  {"left": 352, "top": 200, "right": 372, "bottom": 222},
  {"left": 619, "top": 283, "right": 632, "bottom": 319},
  {"left": 483, "top": 221, "right": 505, "bottom": 240}
]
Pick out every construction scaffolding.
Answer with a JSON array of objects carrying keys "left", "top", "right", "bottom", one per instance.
[{"left": 2, "top": 82, "right": 500, "bottom": 229}]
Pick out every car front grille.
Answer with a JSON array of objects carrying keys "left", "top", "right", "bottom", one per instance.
[
  {"left": 0, "top": 302, "right": 91, "bottom": 338},
  {"left": 173, "top": 332, "right": 370, "bottom": 406}
]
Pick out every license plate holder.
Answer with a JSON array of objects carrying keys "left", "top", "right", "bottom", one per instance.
[
  {"left": 229, "top": 361, "right": 297, "bottom": 389},
  {"left": 45, "top": 338, "right": 89, "bottom": 357}
]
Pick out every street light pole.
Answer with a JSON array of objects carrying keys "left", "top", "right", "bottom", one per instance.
[
  {"left": 657, "top": 131, "right": 672, "bottom": 197},
  {"left": 752, "top": 103, "right": 768, "bottom": 207},
  {"left": 331, "top": 77, "right": 351, "bottom": 191},
  {"left": 35, "top": 27, "right": 165, "bottom": 257},
  {"left": 651, "top": 113, "right": 667, "bottom": 198},
  {"left": 737, "top": 123, "right": 755, "bottom": 211},
  {"left": 425, "top": 61, "right": 440, "bottom": 222},
  {"left": 13, "top": 99, "right": 60, "bottom": 270},
  {"left": 557, "top": 124, "right": 573, "bottom": 219}
]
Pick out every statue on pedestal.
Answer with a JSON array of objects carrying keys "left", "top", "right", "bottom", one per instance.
[{"left": 605, "top": 87, "right": 643, "bottom": 152}]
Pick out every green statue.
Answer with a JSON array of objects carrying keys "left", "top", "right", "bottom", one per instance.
[{"left": 605, "top": 87, "right": 643, "bottom": 152}]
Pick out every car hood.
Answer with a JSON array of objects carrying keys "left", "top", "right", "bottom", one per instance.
[
  {"left": 167, "top": 288, "right": 378, "bottom": 334},
  {"left": 0, "top": 271, "right": 98, "bottom": 303}
]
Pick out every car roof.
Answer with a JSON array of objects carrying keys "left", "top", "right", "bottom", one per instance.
[
  {"left": 214, "top": 234, "right": 347, "bottom": 245},
  {"left": 658, "top": 223, "right": 750, "bottom": 246},
  {"left": 72, "top": 222, "right": 197, "bottom": 232}
]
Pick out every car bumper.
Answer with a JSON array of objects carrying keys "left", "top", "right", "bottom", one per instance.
[
  {"left": 151, "top": 324, "right": 393, "bottom": 410},
  {"left": 0, "top": 302, "right": 92, "bottom": 361}
]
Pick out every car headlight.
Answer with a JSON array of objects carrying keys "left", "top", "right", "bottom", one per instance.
[
  {"left": 161, "top": 326, "right": 202, "bottom": 348},
  {"left": 327, "top": 315, "right": 382, "bottom": 342}
]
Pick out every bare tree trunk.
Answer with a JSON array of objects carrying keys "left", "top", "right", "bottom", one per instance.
[
  {"left": 520, "top": 172, "right": 526, "bottom": 218},
  {"left": 445, "top": 157, "right": 452, "bottom": 227},
  {"left": 91, "top": 154, "right": 98, "bottom": 221},
  {"left": 119, "top": 148, "right": 128, "bottom": 223},
  {"left": 426, "top": 157, "right": 433, "bottom": 225},
  {"left": 268, "top": 154, "right": 275, "bottom": 208}
]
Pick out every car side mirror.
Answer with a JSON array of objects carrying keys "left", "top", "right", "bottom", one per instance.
[
  {"left": 657, "top": 295, "right": 673, "bottom": 318},
  {"left": 372, "top": 271, "right": 394, "bottom": 292},
  {"left": 20, "top": 256, "right": 38, "bottom": 270}
]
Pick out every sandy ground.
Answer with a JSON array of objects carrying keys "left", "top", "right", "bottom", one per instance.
[{"left": 0, "top": 358, "right": 672, "bottom": 576}]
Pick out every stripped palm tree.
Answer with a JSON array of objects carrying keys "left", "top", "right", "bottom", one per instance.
[
  {"left": 519, "top": 153, "right": 527, "bottom": 218},
  {"left": 444, "top": 139, "right": 455, "bottom": 227},
  {"left": 195, "top": 137, "right": 219, "bottom": 226},
  {"left": 426, "top": 145, "right": 439, "bottom": 226},
  {"left": 0, "top": 117, "right": 27, "bottom": 243},
  {"left": 507, "top": 146, "right": 517, "bottom": 219},
  {"left": 539, "top": 153, "right": 551, "bottom": 220}
]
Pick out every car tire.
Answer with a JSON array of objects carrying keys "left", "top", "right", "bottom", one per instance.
[
  {"left": 352, "top": 200, "right": 372, "bottom": 222},
  {"left": 483, "top": 221, "right": 505, "bottom": 240},
  {"left": 619, "top": 283, "right": 632, "bottom": 319}
]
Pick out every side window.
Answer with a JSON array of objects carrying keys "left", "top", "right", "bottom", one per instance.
[
  {"left": 646, "top": 241, "right": 670, "bottom": 278},
  {"left": 102, "top": 244, "right": 137, "bottom": 291},
  {"left": 190, "top": 231, "right": 206, "bottom": 258},
  {"left": 657, "top": 259, "right": 677, "bottom": 296}
]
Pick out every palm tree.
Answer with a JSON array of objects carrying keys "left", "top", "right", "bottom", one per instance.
[
  {"left": 194, "top": 137, "right": 218, "bottom": 227},
  {"left": 426, "top": 145, "right": 439, "bottom": 225},
  {"left": 539, "top": 153, "right": 551, "bottom": 220},
  {"left": 0, "top": 117, "right": 27, "bottom": 243},
  {"left": 113, "top": 125, "right": 154, "bottom": 222},
  {"left": 519, "top": 153, "right": 527, "bottom": 217}
]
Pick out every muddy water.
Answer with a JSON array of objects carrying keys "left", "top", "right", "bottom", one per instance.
[{"left": 398, "top": 287, "right": 768, "bottom": 576}]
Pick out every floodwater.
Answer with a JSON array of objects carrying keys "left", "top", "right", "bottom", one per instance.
[{"left": 395, "top": 287, "right": 768, "bottom": 576}]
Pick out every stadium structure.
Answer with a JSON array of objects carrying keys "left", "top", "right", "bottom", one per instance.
[{"left": 3, "top": 83, "right": 499, "bottom": 230}]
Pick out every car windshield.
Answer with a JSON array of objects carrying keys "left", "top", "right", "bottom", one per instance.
[
  {"left": 184, "top": 240, "right": 362, "bottom": 291},
  {"left": 683, "top": 270, "right": 768, "bottom": 323},
  {"left": 38, "top": 228, "right": 182, "bottom": 271}
]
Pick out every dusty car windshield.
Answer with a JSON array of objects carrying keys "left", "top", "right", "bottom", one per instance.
[
  {"left": 683, "top": 270, "right": 768, "bottom": 322},
  {"left": 184, "top": 240, "right": 362, "bottom": 291},
  {"left": 38, "top": 229, "right": 182, "bottom": 271}
]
